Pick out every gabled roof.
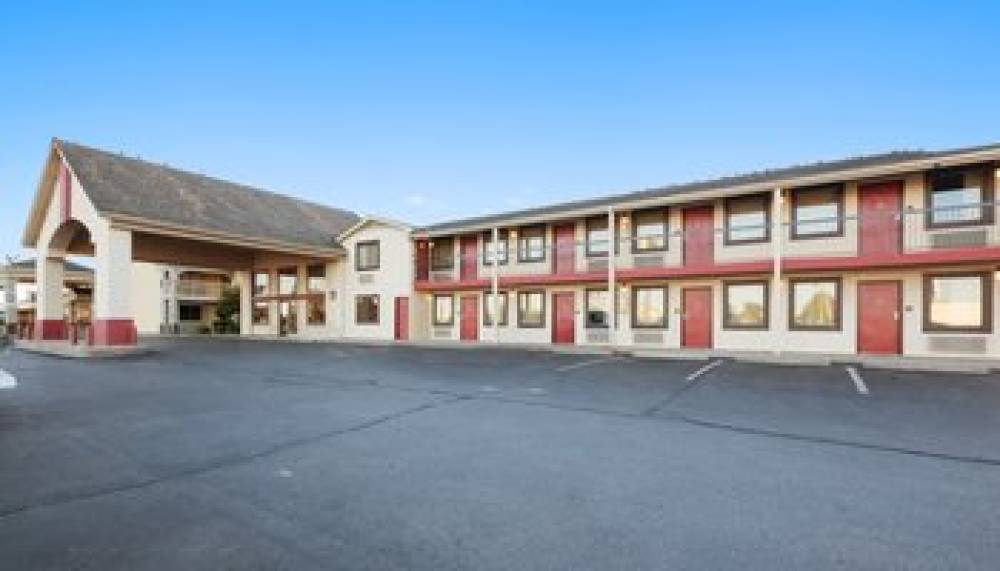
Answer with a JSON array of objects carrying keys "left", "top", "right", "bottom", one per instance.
[
  {"left": 337, "top": 215, "right": 412, "bottom": 241},
  {"left": 417, "top": 142, "right": 1000, "bottom": 235},
  {"left": 24, "top": 140, "right": 361, "bottom": 254}
]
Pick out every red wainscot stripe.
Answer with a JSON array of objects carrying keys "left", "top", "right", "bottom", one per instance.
[
  {"left": 35, "top": 319, "right": 68, "bottom": 341},
  {"left": 414, "top": 279, "right": 490, "bottom": 292},
  {"left": 90, "top": 319, "right": 137, "bottom": 346},
  {"left": 783, "top": 246, "right": 1000, "bottom": 273},
  {"left": 499, "top": 271, "right": 608, "bottom": 287},
  {"left": 618, "top": 260, "right": 773, "bottom": 281}
]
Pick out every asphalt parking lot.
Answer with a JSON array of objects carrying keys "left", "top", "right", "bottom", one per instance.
[{"left": 1, "top": 339, "right": 999, "bottom": 570}]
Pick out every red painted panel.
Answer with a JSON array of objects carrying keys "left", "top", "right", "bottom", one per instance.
[
  {"left": 460, "top": 235, "right": 478, "bottom": 281},
  {"left": 551, "top": 291, "right": 575, "bottom": 344},
  {"left": 860, "top": 181, "right": 902, "bottom": 257},
  {"left": 682, "top": 288, "right": 712, "bottom": 349},
  {"left": 683, "top": 206, "right": 715, "bottom": 267},
  {"left": 35, "top": 319, "right": 67, "bottom": 341},
  {"left": 552, "top": 224, "right": 576, "bottom": 275},
  {"left": 460, "top": 295, "right": 478, "bottom": 341},
  {"left": 90, "top": 319, "right": 137, "bottom": 346},
  {"left": 394, "top": 297, "right": 409, "bottom": 341},
  {"left": 414, "top": 240, "right": 430, "bottom": 281},
  {"left": 857, "top": 281, "right": 900, "bottom": 354}
]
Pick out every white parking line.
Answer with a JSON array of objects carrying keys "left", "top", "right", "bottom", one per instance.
[
  {"left": 0, "top": 368, "right": 17, "bottom": 390},
  {"left": 554, "top": 356, "right": 620, "bottom": 373},
  {"left": 686, "top": 359, "right": 723, "bottom": 382},
  {"left": 846, "top": 366, "right": 869, "bottom": 395}
]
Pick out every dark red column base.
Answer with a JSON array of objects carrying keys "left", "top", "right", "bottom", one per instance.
[
  {"left": 90, "top": 319, "right": 137, "bottom": 346},
  {"left": 35, "top": 319, "right": 68, "bottom": 341}
]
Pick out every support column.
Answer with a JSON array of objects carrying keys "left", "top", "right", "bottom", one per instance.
[
  {"left": 35, "top": 253, "right": 67, "bottom": 340},
  {"left": 1, "top": 275, "right": 16, "bottom": 333},
  {"left": 772, "top": 188, "right": 784, "bottom": 355},
  {"left": 235, "top": 270, "right": 253, "bottom": 335},
  {"left": 607, "top": 207, "right": 617, "bottom": 346},
  {"left": 491, "top": 227, "right": 499, "bottom": 343},
  {"left": 92, "top": 225, "right": 136, "bottom": 345}
]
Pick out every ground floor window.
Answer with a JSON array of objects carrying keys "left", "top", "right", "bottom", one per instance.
[
  {"left": 306, "top": 297, "right": 325, "bottom": 325},
  {"left": 433, "top": 294, "right": 454, "bottom": 326},
  {"left": 517, "top": 291, "right": 545, "bottom": 327},
  {"left": 252, "top": 301, "right": 269, "bottom": 325},
  {"left": 585, "top": 289, "right": 610, "bottom": 328},
  {"left": 356, "top": 295, "right": 379, "bottom": 324},
  {"left": 724, "top": 281, "right": 769, "bottom": 329},
  {"left": 631, "top": 286, "right": 667, "bottom": 328},
  {"left": 789, "top": 278, "right": 840, "bottom": 330},
  {"left": 483, "top": 292, "right": 508, "bottom": 326},
  {"left": 178, "top": 304, "right": 203, "bottom": 322},
  {"left": 923, "top": 273, "right": 992, "bottom": 333}
]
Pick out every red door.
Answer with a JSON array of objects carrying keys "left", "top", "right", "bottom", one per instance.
[
  {"left": 682, "top": 288, "right": 712, "bottom": 349},
  {"left": 551, "top": 292, "right": 575, "bottom": 344},
  {"left": 460, "top": 295, "right": 478, "bottom": 341},
  {"left": 857, "top": 281, "right": 901, "bottom": 354},
  {"left": 415, "top": 240, "right": 429, "bottom": 281},
  {"left": 460, "top": 235, "right": 478, "bottom": 281},
  {"left": 683, "top": 206, "right": 715, "bottom": 267},
  {"left": 394, "top": 297, "right": 409, "bottom": 341},
  {"left": 860, "top": 181, "right": 903, "bottom": 257},
  {"left": 552, "top": 224, "right": 576, "bottom": 275}
]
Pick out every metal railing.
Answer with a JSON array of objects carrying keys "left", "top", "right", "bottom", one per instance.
[{"left": 173, "top": 279, "right": 226, "bottom": 299}]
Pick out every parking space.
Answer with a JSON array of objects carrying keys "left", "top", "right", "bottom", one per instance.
[{"left": 1, "top": 339, "right": 1000, "bottom": 569}]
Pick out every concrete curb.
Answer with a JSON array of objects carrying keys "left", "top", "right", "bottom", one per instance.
[{"left": 13, "top": 340, "right": 156, "bottom": 359}]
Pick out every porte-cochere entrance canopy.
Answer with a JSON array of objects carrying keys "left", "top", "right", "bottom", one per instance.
[{"left": 21, "top": 139, "right": 360, "bottom": 345}]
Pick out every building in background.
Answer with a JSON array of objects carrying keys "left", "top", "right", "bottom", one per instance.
[{"left": 0, "top": 259, "right": 93, "bottom": 335}]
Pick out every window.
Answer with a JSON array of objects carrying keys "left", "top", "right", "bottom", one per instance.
[
  {"left": 278, "top": 267, "right": 298, "bottom": 295},
  {"left": 178, "top": 304, "right": 202, "bottom": 322},
  {"left": 355, "top": 295, "right": 380, "bottom": 324},
  {"left": 306, "top": 298, "right": 325, "bottom": 325},
  {"left": 431, "top": 238, "right": 454, "bottom": 270},
  {"left": 356, "top": 241, "right": 380, "bottom": 271},
  {"left": 482, "top": 230, "right": 509, "bottom": 265},
  {"left": 432, "top": 294, "right": 454, "bottom": 326},
  {"left": 789, "top": 278, "right": 841, "bottom": 330},
  {"left": 517, "top": 226, "right": 546, "bottom": 262},
  {"left": 923, "top": 273, "right": 992, "bottom": 333},
  {"left": 252, "top": 271, "right": 269, "bottom": 296},
  {"left": 631, "top": 286, "right": 667, "bottom": 328},
  {"left": 926, "top": 166, "right": 995, "bottom": 228},
  {"left": 791, "top": 185, "right": 843, "bottom": 239},
  {"left": 586, "top": 217, "right": 609, "bottom": 257},
  {"left": 723, "top": 281, "right": 769, "bottom": 329},
  {"left": 517, "top": 291, "right": 545, "bottom": 327},
  {"left": 307, "top": 264, "right": 326, "bottom": 292},
  {"left": 632, "top": 209, "right": 668, "bottom": 252},
  {"left": 725, "top": 194, "right": 770, "bottom": 244},
  {"left": 585, "top": 289, "right": 611, "bottom": 328},
  {"left": 252, "top": 301, "right": 269, "bottom": 325},
  {"left": 483, "top": 292, "right": 509, "bottom": 326}
]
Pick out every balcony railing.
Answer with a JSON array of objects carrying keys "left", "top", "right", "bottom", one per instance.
[
  {"left": 174, "top": 280, "right": 226, "bottom": 299},
  {"left": 416, "top": 201, "right": 1000, "bottom": 285}
]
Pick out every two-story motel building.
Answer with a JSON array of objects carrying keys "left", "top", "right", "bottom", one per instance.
[{"left": 18, "top": 139, "right": 1000, "bottom": 361}]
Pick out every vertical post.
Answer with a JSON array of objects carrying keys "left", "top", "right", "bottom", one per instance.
[
  {"left": 92, "top": 224, "right": 136, "bottom": 345},
  {"left": 607, "top": 207, "right": 616, "bottom": 346},
  {"left": 491, "top": 227, "right": 500, "bottom": 343},
  {"left": 772, "top": 187, "right": 784, "bottom": 355},
  {"left": 237, "top": 270, "right": 253, "bottom": 336}
]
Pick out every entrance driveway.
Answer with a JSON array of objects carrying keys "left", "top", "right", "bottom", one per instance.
[{"left": 1, "top": 339, "right": 999, "bottom": 570}]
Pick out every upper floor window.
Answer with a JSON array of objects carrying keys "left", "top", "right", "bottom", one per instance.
[
  {"left": 252, "top": 271, "right": 269, "bottom": 296},
  {"left": 789, "top": 278, "right": 841, "bottom": 331},
  {"left": 517, "top": 226, "right": 546, "bottom": 263},
  {"left": 482, "top": 230, "right": 509, "bottom": 265},
  {"left": 926, "top": 166, "right": 996, "bottom": 228},
  {"left": 725, "top": 194, "right": 770, "bottom": 244},
  {"left": 791, "top": 184, "right": 844, "bottom": 239},
  {"left": 356, "top": 241, "right": 380, "bottom": 271},
  {"left": 923, "top": 273, "right": 992, "bottom": 333},
  {"left": 431, "top": 238, "right": 454, "bottom": 270},
  {"left": 278, "top": 267, "right": 297, "bottom": 295},
  {"left": 307, "top": 264, "right": 326, "bottom": 292},
  {"left": 632, "top": 209, "right": 668, "bottom": 252},
  {"left": 586, "top": 217, "right": 610, "bottom": 257}
]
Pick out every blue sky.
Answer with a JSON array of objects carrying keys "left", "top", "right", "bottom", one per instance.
[{"left": 2, "top": 1, "right": 998, "bottom": 259}]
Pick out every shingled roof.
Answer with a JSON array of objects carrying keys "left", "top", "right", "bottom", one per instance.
[
  {"left": 418, "top": 142, "right": 1000, "bottom": 234},
  {"left": 57, "top": 140, "right": 360, "bottom": 251}
]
